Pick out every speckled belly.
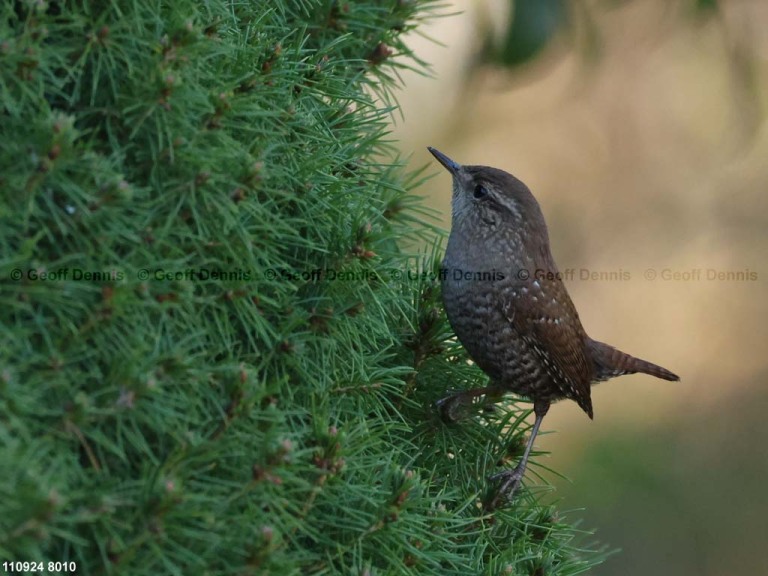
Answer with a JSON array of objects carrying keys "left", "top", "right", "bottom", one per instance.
[{"left": 441, "top": 272, "right": 548, "bottom": 399}]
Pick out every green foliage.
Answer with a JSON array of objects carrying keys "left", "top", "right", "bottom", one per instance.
[
  {"left": 480, "top": 0, "right": 724, "bottom": 70},
  {"left": 1, "top": 0, "right": 604, "bottom": 574},
  {"left": 497, "top": 0, "right": 567, "bottom": 67}
]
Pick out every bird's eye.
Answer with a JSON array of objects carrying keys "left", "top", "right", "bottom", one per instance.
[{"left": 473, "top": 184, "right": 488, "bottom": 199}]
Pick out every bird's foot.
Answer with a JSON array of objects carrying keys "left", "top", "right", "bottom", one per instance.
[
  {"left": 435, "top": 386, "right": 503, "bottom": 423},
  {"left": 485, "top": 467, "right": 524, "bottom": 510},
  {"left": 435, "top": 391, "right": 475, "bottom": 423}
]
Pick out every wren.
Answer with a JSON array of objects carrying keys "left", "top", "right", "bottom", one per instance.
[{"left": 428, "top": 147, "right": 679, "bottom": 509}]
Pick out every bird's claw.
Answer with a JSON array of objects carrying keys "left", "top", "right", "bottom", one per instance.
[
  {"left": 435, "top": 391, "right": 475, "bottom": 423},
  {"left": 435, "top": 386, "right": 503, "bottom": 422},
  {"left": 485, "top": 467, "right": 524, "bottom": 510},
  {"left": 435, "top": 390, "right": 484, "bottom": 424}
]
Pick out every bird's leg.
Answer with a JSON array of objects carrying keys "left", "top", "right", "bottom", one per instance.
[
  {"left": 486, "top": 401, "right": 549, "bottom": 509},
  {"left": 435, "top": 385, "right": 504, "bottom": 423}
]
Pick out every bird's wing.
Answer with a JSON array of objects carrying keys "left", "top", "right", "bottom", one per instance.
[{"left": 500, "top": 275, "right": 594, "bottom": 417}]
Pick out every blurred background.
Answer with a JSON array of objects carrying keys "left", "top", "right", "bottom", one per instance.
[{"left": 393, "top": 1, "right": 768, "bottom": 574}]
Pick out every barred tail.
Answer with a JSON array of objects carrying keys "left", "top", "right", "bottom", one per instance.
[{"left": 588, "top": 338, "right": 680, "bottom": 382}]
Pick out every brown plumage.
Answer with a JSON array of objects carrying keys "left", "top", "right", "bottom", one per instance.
[{"left": 428, "top": 147, "right": 679, "bottom": 508}]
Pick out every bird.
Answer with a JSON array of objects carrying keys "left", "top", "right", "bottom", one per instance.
[{"left": 427, "top": 146, "right": 679, "bottom": 509}]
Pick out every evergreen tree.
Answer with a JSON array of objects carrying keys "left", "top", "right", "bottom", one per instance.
[{"left": 1, "top": 1, "right": 606, "bottom": 573}]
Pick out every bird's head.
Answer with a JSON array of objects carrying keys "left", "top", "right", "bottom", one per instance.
[{"left": 427, "top": 147, "right": 547, "bottom": 240}]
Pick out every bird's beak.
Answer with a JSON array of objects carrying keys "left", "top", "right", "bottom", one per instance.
[{"left": 428, "top": 147, "right": 461, "bottom": 176}]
